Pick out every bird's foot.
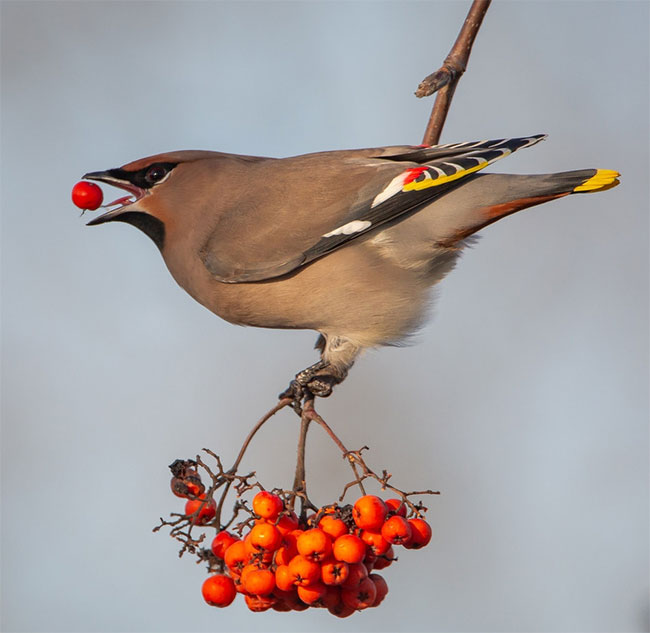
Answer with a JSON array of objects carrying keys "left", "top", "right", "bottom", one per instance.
[
  {"left": 305, "top": 374, "right": 337, "bottom": 398},
  {"left": 279, "top": 380, "right": 307, "bottom": 413},
  {"left": 279, "top": 361, "right": 342, "bottom": 411}
]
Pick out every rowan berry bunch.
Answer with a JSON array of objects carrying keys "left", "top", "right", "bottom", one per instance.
[
  {"left": 175, "top": 481, "right": 431, "bottom": 616},
  {"left": 154, "top": 397, "right": 438, "bottom": 617}
]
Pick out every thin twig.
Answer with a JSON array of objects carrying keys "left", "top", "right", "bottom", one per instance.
[
  {"left": 290, "top": 408, "right": 312, "bottom": 518},
  {"left": 215, "top": 397, "right": 292, "bottom": 526},
  {"left": 303, "top": 399, "right": 366, "bottom": 496},
  {"left": 417, "top": 0, "right": 492, "bottom": 145}
]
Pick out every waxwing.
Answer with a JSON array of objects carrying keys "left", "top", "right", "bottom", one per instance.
[{"left": 84, "top": 135, "right": 619, "bottom": 399}]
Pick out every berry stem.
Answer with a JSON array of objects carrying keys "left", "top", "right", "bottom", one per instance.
[
  {"left": 303, "top": 399, "right": 367, "bottom": 496},
  {"left": 290, "top": 408, "right": 312, "bottom": 518},
  {"left": 215, "top": 397, "right": 292, "bottom": 527}
]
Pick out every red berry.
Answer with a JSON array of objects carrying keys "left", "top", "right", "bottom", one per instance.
[
  {"left": 248, "top": 522, "right": 283, "bottom": 552},
  {"left": 341, "top": 576, "right": 377, "bottom": 610},
  {"left": 275, "top": 511, "right": 299, "bottom": 536},
  {"left": 360, "top": 529, "right": 391, "bottom": 556},
  {"left": 373, "top": 545, "right": 395, "bottom": 570},
  {"left": 243, "top": 568, "right": 276, "bottom": 596},
  {"left": 385, "top": 498, "right": 407, "bottom": 517},
  {"left": 369, "top": 573, "right": 389, "bottom": 606},
  {"left": 211, "top": 531, "right": 238, "bottom": 559},
  {"left": 201, "top": 574, "right": 236, "bottom": 607},
  {"left": 318, "top": 514, "right": 348, "bottom": 540},
  {"left": 71, "top": 181, "right": 103, "bottom": 210},
  {"left": 381, "top": 515, "right": 413, "bottom": 546},
  {"left": 184, "top": 494, "right": 216, "bottom": 525},
  {"left": 297, "top": 581, "right": 327, "bottom": 605},
  {"left": 252, "top": 491, "right": 284, "bottom": 521},
  {"left": 296, "top": 528, "right": 332, "bottom": 562},
  {"left": 332, "top": 533, "right": 366, "bottom": 564},
  {"left": 404, "top": 518, "right": 432, "bottom": 549},
  {"left": 352, "top": 495, "right": 388, "bottom": 531}
]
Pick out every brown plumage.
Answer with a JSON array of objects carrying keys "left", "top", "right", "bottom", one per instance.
[{"left": 84, "top": 135, "right": 619, "bottom": 398}]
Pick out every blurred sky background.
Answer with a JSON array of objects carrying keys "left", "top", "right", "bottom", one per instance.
[{"left": 1, "top": 1, "right": 648, "bottom": 632}]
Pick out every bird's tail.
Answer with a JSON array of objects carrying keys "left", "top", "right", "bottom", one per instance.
[
  {"left": 423, "top": 168, "right": 620, "bottom": 246},
  {"left": 477, "top": 169, "right": 620, "bottom": 224}
]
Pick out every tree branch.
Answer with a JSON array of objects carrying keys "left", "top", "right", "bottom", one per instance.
[{"left": 417, "top": 0, "right": 492, "bottom": 145}]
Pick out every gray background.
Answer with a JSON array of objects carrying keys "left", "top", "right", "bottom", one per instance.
[{"left": 2, "top": 1, "right": 648, "bottom": 632}]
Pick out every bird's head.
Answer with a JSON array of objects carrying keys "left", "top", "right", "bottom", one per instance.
[{"left": 83, "top": 150, "right": 228, "bottom": 250}]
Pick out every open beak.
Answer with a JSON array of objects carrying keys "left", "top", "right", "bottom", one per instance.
[{"left": 83, "top": 170, "right": 147, "bottom": 226}]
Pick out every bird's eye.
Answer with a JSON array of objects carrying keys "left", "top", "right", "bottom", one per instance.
[{"left": 145, "top": 165, "right": 168, "bottom": 185}]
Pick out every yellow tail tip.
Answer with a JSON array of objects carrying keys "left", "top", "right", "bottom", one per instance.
[{"left": 573, "top": 169, "right": 621, "bottom": 193}]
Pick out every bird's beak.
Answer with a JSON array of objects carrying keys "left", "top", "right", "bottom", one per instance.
[{"left": 83, "top": 170, "right": 147, "bottom": 226}]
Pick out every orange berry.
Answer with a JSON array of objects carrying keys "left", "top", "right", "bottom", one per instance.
[
  {"left": 297, "top": 528, "right": 332, "bottom": 562},
  {"left": 341, "top": 562, "right": 368, "bottom": 589},
  {"left": 252, "top": 491, "right": 284, "bottom": 521},
  {"left": 318, "top": 514, "right": 348, "bottom": 540},
  {"left": 243, "top": 532, "right": 273, "bottom": 564},
  {"left": 249, "top": 522, "right": 283, "bottom": 552},
  {"left": 352, "top": 495, "right": 388, "bottom": 531},
  {"left": 360, "top": 530, "right": 391, "bottom": 556},
  {"left": 201, "top": 574, "right": 236, "bottom": 607},
  {"left": 274, "top": 533, "right": 299, "bottom": 566},
  {"left": 224, "top": 540, "right": 248, "bottom": 574},
  {"left": 341, "top": 576, "right": 377, "bottom": 610},
  {"left": 239, "top": 562, "right": 261, "bottom": 590},
  {"left": 287, "top": 555, "right": 321, "bottom": 587},
  {"left": 381, "top": 515, "right": 413, "bottom": 546},
  {"left": 297, "top": 580, "right": 327, "bottom": 605},
  {"left": 332, "top": 533, "right": 366, "bottom": 564},
  {"left": 321, "top": 560, "right": 350, "bottom": 586},
  {"left": 275, "top": 564, "right": 296, "bottom": 592},
  {"left": 184, "top": 494, "right": 216, "bottom": 525},
  {"left": 275, "top": 511, "right": 299, "bottom": 536},
  {"left": 244, "top": 568, "right": 276, "bottom": 596},
  {"left": 244, "top": 532, "right": 273, "bottom": 565},
  {"left": 404, "top": 517, "right": 432, "bottom": 549}
]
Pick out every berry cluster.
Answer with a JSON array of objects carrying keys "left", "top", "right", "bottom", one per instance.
[{"left": 196, "top": 490, "right": 432, "bottom": 617}]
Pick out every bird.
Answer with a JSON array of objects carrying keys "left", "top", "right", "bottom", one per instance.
[{"left": 83, "top": 135, "right": 619, "bottom": 401}]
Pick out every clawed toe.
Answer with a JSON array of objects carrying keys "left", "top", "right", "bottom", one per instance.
[
  {"left": 306, "top": 375, "right": 335, "bottom": 398},
  {"left": 279, "top": 361, "right": 342, "bottom": 409}
]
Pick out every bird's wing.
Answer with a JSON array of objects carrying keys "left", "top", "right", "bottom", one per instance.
[{"left": 199, "top": 135, "right": 545, "bottom": 282}]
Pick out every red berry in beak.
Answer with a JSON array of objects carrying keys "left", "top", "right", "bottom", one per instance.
[{"left": 72, "top": 181, "right": 103, "bottom": 210}]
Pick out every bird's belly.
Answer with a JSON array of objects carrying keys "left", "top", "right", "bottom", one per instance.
[{"left": 171, "top": 242, "right": 432, "bottom": 348}]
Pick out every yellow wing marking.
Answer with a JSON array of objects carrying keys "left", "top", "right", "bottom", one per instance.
[{"left": 402, "top": 152, "right": 510, "bottom": 192}]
